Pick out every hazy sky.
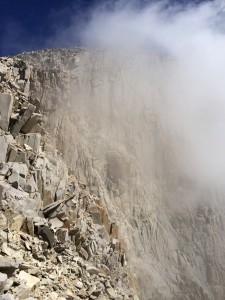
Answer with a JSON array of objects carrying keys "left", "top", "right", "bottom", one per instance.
[{"left": 0, "top": 0, "right": 208, "bottom": 56}]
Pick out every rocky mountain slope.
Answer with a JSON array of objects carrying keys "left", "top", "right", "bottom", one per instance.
[
  {"left": 0, "top": 53, "right": 137, "bottom": 300},
  {"left": 0, "top": 48, "right": 225, "bottom": 300}
]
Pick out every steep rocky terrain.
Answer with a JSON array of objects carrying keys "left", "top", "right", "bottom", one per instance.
[
  {"left": 1, "top": 48, "right": 225, "bottom": 300},
  {"left": 0, "top": 53, "right": 137, "bottom": 300}
]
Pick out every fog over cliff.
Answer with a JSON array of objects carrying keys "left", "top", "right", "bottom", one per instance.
[{"left": 24, "top": 1, "right": 225, "bottom": 299}]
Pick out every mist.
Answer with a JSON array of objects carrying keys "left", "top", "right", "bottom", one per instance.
[{"left": 69, "top": 0, "right": 225, "bottom": 186}]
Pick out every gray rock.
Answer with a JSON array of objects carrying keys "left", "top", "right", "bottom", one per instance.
[
  {"left": 26, "top": 217, "right": 34, "bottom": 236},
  {"left": 8, "top": 169, "right": 19, "bottom": 188},
  {"left": 88, "top": 285, "right": 97, "bottom": 295},
  {"left": 22, "top": 133, "right": 41, "bottom": 152},
  {"left": 8, "top": 163, "right": 28, "bottom": 178},
  {"left": 35, "top": 225, "right": 55, "bottom": 248},
  {"left": 98, "top": 264, "right": 110, "bottom": 276},
  {"left": 74, "top": 279, "right": 83, "bottom": 289},
  {"left": 79, "top": 247, "right": 89, "bottom": 260},
  {"left": 21, "top": 113, "right": 42, "bottom": 134},
  {"left": 17, "top": 80, "right": 25, "bottom": 90},
  {"left": 9, "top": 213, "right": 25, "bottom": 231},
  {"left": 9, "top": 81, "right": 20, "bottom": 90},
  {"left": 86, "top": 266, "right": 99, "bottom": 275},
  {"left": 0, "top": 137, "right": 8, "bottom": 163},
  {"left": 88, "top": 203, "right": 102, "bottom": 225},
  {"left": 24, "top": 66, "right": 31, "bottom": 80},
  {"left": 0, "top": 272, "right": 7, "bottom": 292},
  {"left": 24, "top": 176, "right": 38, "bottom": 193},
  {"left": 11, "top": 104, "right": 36, "bottom": 137},
  {"left": 18, "top": 270, "right": 40, "bottom": 289},
  {"left": 0, "top": 256, "right": 23, "bottom": 276},
  {"left": 49, "top": 217, "right": 63, "bottom": 229},
  {"left": 55, "top": 183, "right": 65, "bottom": 202},
  {"left": 24, "top": 79, "right": 30, "bottom": 93},
  {"left": 0, "top": 163, "right": 9, "bottom": 177},
  {"left": 0, "top": 183, "right": 41, "bottom": 217},
  {"left": 57, "top": 228, "right": 69, "bottom": 242},
  {"left": 14, "top": 282, "right": 31, "bottom": 299},
  {"left": 7, "top": 146, "right": 27, "bottom": 164},
  {"left": 42, "top": 201, "right": 64, "bottom": 218},
  {"left": 2, "top": 278, "right": 13, "bottom": 292},
  {"left": 0, "top": 63, "right": 8, "bottom": 76},
  {"left": 0, "top": 93, "right": 13, "bottom": 131}
]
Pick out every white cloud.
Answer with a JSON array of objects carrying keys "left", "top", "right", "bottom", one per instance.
[{"left": 76, "top": 0, "right": 225, "bottom": 185}]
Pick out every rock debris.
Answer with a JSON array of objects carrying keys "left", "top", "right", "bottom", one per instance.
[{"left": 0, "top": 55, "right": 136, "bottom": 300}]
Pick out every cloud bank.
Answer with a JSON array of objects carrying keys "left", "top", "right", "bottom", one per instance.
[{"left": 71, "top": 0, "right": 225, "bottom": 185}]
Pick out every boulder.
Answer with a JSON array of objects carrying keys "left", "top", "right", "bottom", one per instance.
[
  {"left": 18, "top": 271, "right": 40, "bottom": 289},
  {"left": 49, "top": 217, "right": 63, "bottom": 229},
  {"left": 21, "top": 113, "right": 43, "bottom": 134},
  {"left": 42, "top": 201, "right": 63, "bottom": 218},
  {"left": 24, "top": 79, "right": 30, "bottom": 93},
  {"left": 25, "top": 133, "right": 41, "bottom": 152},
  {"left": 14, "top": 282, "right": 31, "bottom": 299},
  {"left": 35, "top": 225, "right": 55, "bottom": 248},
  {"left": 17, "top": 80, "right": 25, "bottom": 90},
  {"left": 57, "top": 228, "right": 68, "bottom": 242},
  {"left": 0, "top": 183, "right": 41, "bottom": 217},
  {"left": 0, "top": 63, "right": 8, "bottom": 76},
  {"left": 79, "top": 247, "right": 89, "bottom": 260},
  {"left": 74, "top": 279, "right": 83, "bottom": 289},
  {"left": 16, "top": 133, "right": 41, "bottom": 152},
  {"left": 9, "top": 213, "right": 25, "bottom": 231},
  {"left": 0, "top": 137, "right": 8, "bottom": 163},
  {"left": 86, "top": 266, "right": 99, "bottom": 275},
  {"left": 90, "top": 211, "right": 102, "bottom": 225},
  {"left": 0, "top": 256, "right": 23, "bottom": 276},
  {"left": 8, "top": 163, "right": 28, "bottom": 178},
  {"left": 11, "top": 104, "right": 36, "bottom": 137},
  {"left": 0, "top": 272, "right": 7, "bottom": 293},
  {"left": 24, "top": 176, "right": 38, "bottom": 193},
  {"left": 8, "top": 169, "right": 19, "bottom": 188},
  {"left": 0, "top": 93, "right": 13, "bottom": 131},
  {"left": 0, "top": 163, "right": 9, "bottom": 180},
  {"left": 7, "top": 146, "right": 27, "bottom": 164}
]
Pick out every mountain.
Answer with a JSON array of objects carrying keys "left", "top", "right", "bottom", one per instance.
[{"left": 0, "top": 48, "right": 225, "bottom": 300}]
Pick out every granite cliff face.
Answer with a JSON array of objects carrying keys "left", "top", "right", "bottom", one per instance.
[{"left": 0, "top": 48, "right": 225, "bottom": 300}]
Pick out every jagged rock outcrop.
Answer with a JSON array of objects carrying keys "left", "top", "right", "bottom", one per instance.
[
  {"left": 1, "top": 48, "right": 225, "bottom": 300},
  {"left": 0, "top": 55, "right": 135, "bottom": 300}
]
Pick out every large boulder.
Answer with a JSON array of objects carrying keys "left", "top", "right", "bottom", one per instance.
[{"left": 0, "top": 93, "right": 13, "bottom": 131}]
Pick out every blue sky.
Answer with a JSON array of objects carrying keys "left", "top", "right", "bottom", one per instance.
[
  {"left": 0, "top": 0, "right": 208, "bottom": 56},
  {"left": 0, "top": 0, "right": 98, "bottom": 56}
]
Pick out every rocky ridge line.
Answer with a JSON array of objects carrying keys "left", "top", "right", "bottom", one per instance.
[{"left": 0, "top": 55, "right": 137, "bottom": 300}]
